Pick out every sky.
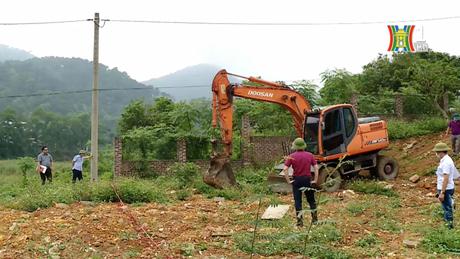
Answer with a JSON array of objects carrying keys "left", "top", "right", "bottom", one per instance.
[{"left": 1, "top": 0, "right": 460, "bottom": 84}]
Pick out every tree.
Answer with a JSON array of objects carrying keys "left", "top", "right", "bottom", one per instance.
[
  {"left": 408, "top": 59, "right": 460, "bottom": 119},
  {"left": 320, "top": 69, "right": 358, "bottom": 105},
  {"left": 290, "top": 80, "right": 319, "bottom": 108}
]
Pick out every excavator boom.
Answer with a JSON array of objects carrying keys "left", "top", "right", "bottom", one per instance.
[{"left": 204, "top": 69, "right": 311, "bottom": 188}]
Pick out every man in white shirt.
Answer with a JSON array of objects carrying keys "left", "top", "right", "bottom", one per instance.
[
  {"left": 433, "top": 142, "right": 456, "bottom": 229},
  {"left": 72, "top": 150, "right": 91, "bottom": 183}
]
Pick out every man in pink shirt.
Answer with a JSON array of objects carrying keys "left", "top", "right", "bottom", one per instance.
[{"left": 283, "top": 138, "right": 319, "bottom": 227}]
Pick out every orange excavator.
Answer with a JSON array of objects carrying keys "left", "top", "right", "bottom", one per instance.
[{"left": 204, "top": 70, "right": 398, "bottom": 191}]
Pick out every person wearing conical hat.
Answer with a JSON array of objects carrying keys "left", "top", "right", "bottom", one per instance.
[
  {"left": 282, "top": 137, "right": 319, "bottom": 227},
  {"left": 433, "top": 142, "right": 456, "bottom": 229},
  {"left": 446, "top": 113, "right": 460, "bottom": 155}
]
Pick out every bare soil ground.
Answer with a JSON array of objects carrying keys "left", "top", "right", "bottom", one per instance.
[{"left": 0, "top": 133, "right": 458, "bottom": 258}]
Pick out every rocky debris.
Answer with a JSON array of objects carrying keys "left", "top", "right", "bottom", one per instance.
[
  {"left": 403, "top": 239, "right": 419, "bottom": 248},
  {"left": 9, "top": 222, "right": 18, "bottom": 232},
  {"left": 80, "top": 201, "right": 95, "bottom": 206},
  {"left": 403, "top": 141, "right": 417, "bottom": 152},
  {"left": 55, "top": 203, "right": 69, "bottom": 209},
  {"left": 409, "top": 175, "right": 420, "bottom": 183},
  {"left": 213, "top": 197, "right": 225, "bottom": 203},
  {"left": 426, "top": 192, "right": 436, "bottom": 197},
  {"left": 384, "top": 184, "right": 394, "bottom": 190},
  {"left": 340, "top": 190, "right": 356, "bottom": 200}
]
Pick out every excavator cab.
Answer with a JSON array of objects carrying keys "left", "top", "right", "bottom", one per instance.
[{"left": 305, "top": 105, "right": 358, "bottom": 157}]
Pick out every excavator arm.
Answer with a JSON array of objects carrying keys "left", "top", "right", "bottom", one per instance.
[{"left": 204, "top": 69, "right": 311, "bottom": 188}]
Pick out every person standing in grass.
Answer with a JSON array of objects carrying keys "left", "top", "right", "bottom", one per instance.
[
  {"left": 446, "top": 113, "right": 460, "bottom": 155},
  {"left": 433, "top": 142, "right": 456, "bottom": 229},
  {"left": 282, "top": 138, "right": 319, "bottom": 227},
  {"left": 37, "top": 146, "right": 53, "bottom": 185},
  {"left": 71, "top": 150, "right": 91, "bottom": 183}
]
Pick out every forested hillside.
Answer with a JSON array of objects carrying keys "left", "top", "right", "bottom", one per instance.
[
  {"left": 143, "top": 64, "right": 220, "bottom": 101},
  {"left": 0, "top": 57, "right": 165, "bottom": 117},
  {"left": 0, "top": 54, "right": 168, "bottom": 159},
  {"left": 0, "top": 44, "right": 34, "bottom": 62}
]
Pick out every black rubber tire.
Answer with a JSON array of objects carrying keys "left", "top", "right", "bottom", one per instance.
[
  {"left": 376, "top": 156, "right": 399, "bottom": 180},
  {"left": 317, "top": 166, "right": 342, "bottom": 192}
]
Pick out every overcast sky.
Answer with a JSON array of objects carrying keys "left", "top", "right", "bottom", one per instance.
[{"left": 1, "top": 0, "right": 460, "bottom": 84}]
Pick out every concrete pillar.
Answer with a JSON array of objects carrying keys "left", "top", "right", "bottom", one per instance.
[
  {"left": 176, "top": 138, "right": 187, "bottom": 163},
  {"left": 395, "top": 94, "right": 404, "bottom": 119},
  {"left": 114, "top": 137, "right": 122, "bottom": 177},
  {"left": 350, "top": 93, "right": 359, "bottom": 116},
  {"left": 241, "top": 114, "right": 251, "bottom": 165}
]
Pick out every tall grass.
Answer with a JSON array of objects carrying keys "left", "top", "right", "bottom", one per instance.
[{"left": 387, "top": 117, "right": 446, "bottom": 140}]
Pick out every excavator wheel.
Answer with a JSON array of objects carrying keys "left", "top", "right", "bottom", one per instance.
[
  {"left": 376, "top": 155, "right": 399, "bottom": 180},
  {"left": 203, "top": 154, "right": 237, "bottom": 189},
  {"left": 317, "top": 165, "right": 342, "bottom": 192}
]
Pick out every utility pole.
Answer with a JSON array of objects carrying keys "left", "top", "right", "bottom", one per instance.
[{"left": 90, "top": 12, "right": 100, "bottom": 181}]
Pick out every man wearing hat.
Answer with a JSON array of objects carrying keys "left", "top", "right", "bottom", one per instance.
[
  {"left": 433, "top": 142, "right": 456, "bottom": 229},
  {"left": 71, "top": 150, "right": 91, "bottom": 183},
  {"left": 446, "top": 113, "right": 460, "bottom": 155},
  {"left": 282, "top": 137, "right": 319, "bottom": 227}
]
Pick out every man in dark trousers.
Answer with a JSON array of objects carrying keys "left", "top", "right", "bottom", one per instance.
[
  {"left": 446, "top": 113, "right": 460, "bottom": 155},
  {"left": 37, "top": 146, "right": 53, "bottom": 185},
  {"left": 71, "top": 150, "right": 91, "bottom": 183},
  {"left": 433, "top": 142, "right": 456, "bottom": 229},
  {"left": 282, "top": 138, "right": 319, "bottom": 227}
]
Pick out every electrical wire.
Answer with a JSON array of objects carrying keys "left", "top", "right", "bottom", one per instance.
[
  {"left": 106, "top": 15, "right": 460, "bottom": 26},
  {"left": 0, "top": 19, "right": 91, "bottom": 26},
  {"left": 0, "top": 87, "right": 153, "bottom": 99}
]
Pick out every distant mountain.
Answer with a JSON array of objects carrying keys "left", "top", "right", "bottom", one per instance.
[
  {"left": 0, "top": 44, "right": 34, "bottom": 62},
  {"left": 0, "top": 57, "right": 167, "bottom": 118},
  {"left": 143, "top": 64, "right": 221, "bottom": 101}
]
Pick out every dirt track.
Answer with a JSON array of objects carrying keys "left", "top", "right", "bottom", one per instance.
[{"left": 0, "top": 133, "right": 457, "bottom": 258}]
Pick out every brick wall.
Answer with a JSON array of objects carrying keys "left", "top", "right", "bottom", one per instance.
[
  {"left": 249, "top": 136, "right": 292, "bottom": 165},
  {"left": 114, "top": 116, "right": 291, "bottom": 176}
]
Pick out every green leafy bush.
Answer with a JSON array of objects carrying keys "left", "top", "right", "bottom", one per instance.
[
  {"left": 167, "top": 162, "right": 200, "bottom": 188},
  {"left": 422, "top": 228, "right": 460, "bottom": 253},
  {"left": 347, "top": 180, "right": 398, "bottom": 197},
  {"left": 387, "top": 117, "right": 446, "bottom": 140},
  {"left": 356, "top": 233, "right": 380, "bottom": 247}
]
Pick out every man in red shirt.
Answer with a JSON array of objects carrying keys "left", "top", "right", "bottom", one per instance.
[{"left": 283, "top": 138, "right": 319, "bottom": 227}]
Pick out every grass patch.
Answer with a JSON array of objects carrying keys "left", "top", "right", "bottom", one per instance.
[
  {"left": 387, "top": 117, "right": 446, "bottom": 140},
  {"left": 355, "top": 233, "right": 380, "bottom": 247},
  {"left": 346, "top": 201, "right": 370, "bottom": 216},
  {"left": 347, "top": 180, "right": 398, "bottom": 197},
  {"left": 422, "top": 228, "right": 460, "bottom": 254},
  {"left": 234, "top": 224, "right": 349, "bottom": 258},
  {"left": 1, "top": 178, "right": 170, "bottom": 212}
]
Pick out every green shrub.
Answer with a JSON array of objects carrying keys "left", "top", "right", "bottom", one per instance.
[
  {"left": 167, "top": 162, "right": 200, "bottom": 188},
  {"left": 387, "top": 117, "right": 446, "bottom": 140},
  {"left": 356, "top": 233, "right": 380, "bottom": 247},
  {"left": 347, "top": 180, "right": 398, "bottom": 197},
  {"left": 176, "top": 189, "right": 192, "bottom": 201},
  {"left": 235, "top": 225, "right": 347, "bottom": 257},
  {"left": 346, "top": 201, "right": 370, "bottom": 216},
  {"left": 422, "top": 228, "right": 460, "bottom": 253}
]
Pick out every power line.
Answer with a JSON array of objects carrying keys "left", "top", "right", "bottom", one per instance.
[
  {"left": 0, "top": 87, "right": 153, "bottom": 99},
  {"left": 0, "top": 19, "right": 91, "bottom": 26},
  {"left": 106, "top": 15, "right": 460, "bottom": 26}
]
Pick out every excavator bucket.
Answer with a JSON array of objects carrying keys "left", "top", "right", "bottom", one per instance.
[
  {"left": 204, "top": 154, "right": 237, "bottom": 189},
  {"left": 267, "top": 164, "right": 293, "bottom": 193},
  {"left": 203, "top": 140, "right": 237, "bottom": 189}
]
